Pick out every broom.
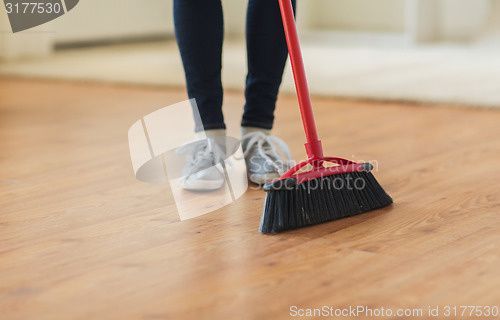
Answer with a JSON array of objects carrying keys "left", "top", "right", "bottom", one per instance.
[{"left": 259, "top": 0, "right": 393, "bottom": 234}]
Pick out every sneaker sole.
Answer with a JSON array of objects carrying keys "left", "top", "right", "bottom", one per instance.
[
  {"left": 182, "top": 179, "right": 225, "bottom": 191},
  {"left": 248, "top": 173, "right": 280, "bottom": 185}
]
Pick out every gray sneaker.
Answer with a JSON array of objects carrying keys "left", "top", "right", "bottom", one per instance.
[
  {"left": 176, "top": 138, "right": 226, "bottom": 191},
  {"left": 241, "top": 131, "right": 295, "bottom": 185}
]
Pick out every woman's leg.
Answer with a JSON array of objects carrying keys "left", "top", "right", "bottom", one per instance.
[
  {"left": 174, "top": 0, "right": 225, "bottom": 132},
  {"left": 242, "top": 0, "right": 296, "bottom": 130}
]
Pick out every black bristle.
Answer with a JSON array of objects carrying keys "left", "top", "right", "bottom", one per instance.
[{"left": 259, "top": 172, "right": 393, "bottom": 234}]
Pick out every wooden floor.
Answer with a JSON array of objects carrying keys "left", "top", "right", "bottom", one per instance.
[{"left": 1, "top": 77, "right": 499, "bottom": 320}]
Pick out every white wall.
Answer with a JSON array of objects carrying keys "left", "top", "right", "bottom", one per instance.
[
  {"left": 0, "top": 0, "right": 173, "bottom": 59},
  {"left": 302, "top": 0, "right": 490, "bottom": 42},
  {"left": 52, "top": 0, "right": 173, "bottom": 43},
  {"left": 222, "top": 0, "right": 247, "bottom": 37},
  {"left": 307, "top": 0, "right": 406, "bottom": 33},
  {"left": 480, "top": 0, "right": 500, "bottom": 43},
  {"left": 0, "top": 5, "right": 53, "bottom": 60},
  {"left": 437, "top": 0, "right": 490, "bottom": 41}
]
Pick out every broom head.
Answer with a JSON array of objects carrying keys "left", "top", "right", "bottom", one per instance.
[{"left": 260, "top": 157, "right": 392, "bottom": 234}]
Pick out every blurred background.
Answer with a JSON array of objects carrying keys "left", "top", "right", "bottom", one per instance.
[{"left": 1, "top": 0, "right": 500, "bottom": 107}]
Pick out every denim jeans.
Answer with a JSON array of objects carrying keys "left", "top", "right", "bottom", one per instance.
[{"left": 173, "top": 0, "right": 296, "bottom": 132}]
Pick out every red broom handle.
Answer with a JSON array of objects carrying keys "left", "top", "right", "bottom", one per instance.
[{"left": 278, "top": 0, "right": 323, "bottom": 160}]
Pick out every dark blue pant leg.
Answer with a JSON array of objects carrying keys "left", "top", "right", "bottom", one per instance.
[{"left": 173, "top": 0, "right": 225, "bottom": 132}]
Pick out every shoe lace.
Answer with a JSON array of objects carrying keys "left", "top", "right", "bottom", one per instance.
[
  {"left": 241, "top": 132, "right": 295, "bottom": 173},
  {"left": 176, "top": 138, "right": 229, "bottom": 178}
]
